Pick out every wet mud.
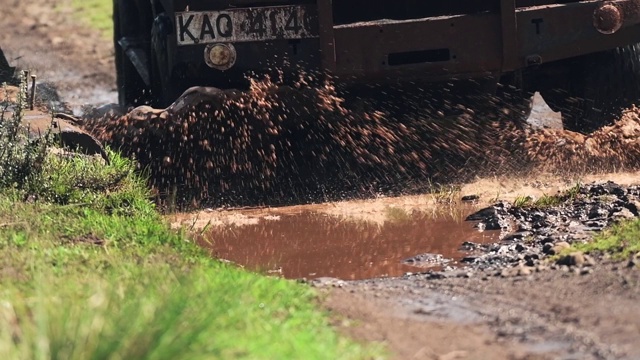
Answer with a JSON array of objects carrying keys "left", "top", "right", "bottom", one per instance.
[{"left": 198, "top": 208, "right": 499, "bottom": 280}]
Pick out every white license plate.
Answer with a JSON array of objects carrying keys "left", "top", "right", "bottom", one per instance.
[{"left": 175, "top": 6, "right": 319, "bottom": 46}]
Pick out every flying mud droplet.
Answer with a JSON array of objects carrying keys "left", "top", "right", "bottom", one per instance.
[{"left": 81, "top": 74, "right": 640, "bottom": 209}]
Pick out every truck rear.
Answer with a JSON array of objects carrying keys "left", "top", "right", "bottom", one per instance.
[{"left": 114, "top": 0, "right": 640, "bottom": 132}]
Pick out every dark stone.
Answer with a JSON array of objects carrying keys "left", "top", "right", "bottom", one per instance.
[
  {"left": 461, "top": 194, "right": 480, "bottom": 202},
  {"left": 466, "top": 207, "right": 499, "bottom": 221},
  {"left": 460, "top": 241, "right": 478, "bottom": 251},
  {"left": 623, "top": 202, "right": 640, "bottom": 216}
]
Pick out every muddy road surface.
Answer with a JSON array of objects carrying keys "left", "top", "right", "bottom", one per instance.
[
  {"left": 177, "top": 177, "right": 640, "bottom": 360},
  {"left": 4, "top": 2, "right": 640, "bottom": 359}
]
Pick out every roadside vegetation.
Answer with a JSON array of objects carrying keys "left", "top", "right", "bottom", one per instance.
[
  {"left": 509, "top": 181, "right": 640, "bottom": 261},
  {"left": 512, "top": 183, "right": 582, "bottom": 209},
  {"left": 0, "top": 81, "right": 380, "bottom": 358},
  {"left": 574, "top": 219, "right": 640, "bottom": 260},
  {"left": 71, "top": 0, "right": 112, "bottom": 38}
]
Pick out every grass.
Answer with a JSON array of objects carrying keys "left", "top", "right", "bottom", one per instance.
[
  {"left": 0, "top": 83, "right": 381, "bottom": 359},
  {"left": 574, "top": 219, "right": 640, "bottom": 260},
  {"left": 426, "top": 181, "right": 461, "bottom": 205},
  {"left": 69, "top": 0, "right": 113, "bottom": 38},
  {"left": 511, "top": 183, "right": 582, "bottom": 209}
]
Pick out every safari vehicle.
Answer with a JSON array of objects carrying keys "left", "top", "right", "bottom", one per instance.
[{"left": 114, "top": 0, "right": 640, "bottom": 132}]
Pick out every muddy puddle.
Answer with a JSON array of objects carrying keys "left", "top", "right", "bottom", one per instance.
[{"left": 197, "top": 207, "right": 499, "bottom": 280}]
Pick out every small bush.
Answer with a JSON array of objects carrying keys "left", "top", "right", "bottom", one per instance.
[
  {"left": 0, "top": 80, "right": 154, "bottom": 216},
  {"left": 0, "top": 79, "right": 51, "bottom": 191}
]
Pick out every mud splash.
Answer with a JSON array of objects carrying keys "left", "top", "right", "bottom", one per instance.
[
  {"left": 83, "top": 78, "right": 518, "bottom": 207},
  {"left": 82, "top": 75, "right": 640, "bottom": 209},
  {"left": 196, "top": 208, "right": 499, "bottom": 280}
]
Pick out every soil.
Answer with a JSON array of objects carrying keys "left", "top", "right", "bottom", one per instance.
[
  {"left": 3, "top": 3, "right": 640, "bottom": 359},
  {"left": 0, "top": 0, "right": 117, "bottom": 110}
]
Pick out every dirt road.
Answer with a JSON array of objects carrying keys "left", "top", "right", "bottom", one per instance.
[{"left": 3, "top": 3, "right": 640, "bottom": 359}]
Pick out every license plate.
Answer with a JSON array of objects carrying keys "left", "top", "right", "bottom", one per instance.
[{"left": 175, "top": 6, "right": 319, "bottom": 46}]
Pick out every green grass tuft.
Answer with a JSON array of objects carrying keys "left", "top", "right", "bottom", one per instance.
[
  {"left": 512, "top": 183, "right": 582, "bottom": 209},
  {"left": 70, "top": 0, "right": 113, "bottom": 38},
  {"left": 574, "top": 219, "right": 640, "bottom": 260}
]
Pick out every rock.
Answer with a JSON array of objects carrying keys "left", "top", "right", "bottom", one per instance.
[
  {"left": 461, "top": 195, "right": 480, "bottom": 202},
  {"left": 501, "top": 267, "right": 517, "bottom": 278},
  {"left": 549, "top": 241, "right": 571, "bottom": 255},
  {"left": 583, "top": 254, "right": 596, "bottom": 267},
  {"left": 518, "top": 267, "right": 532, "bottom": 276},
  {"left": 466, "top": 206, "right": 500, "bottom": 221},
  {"left": 426, "top": 272, "right": 451, "bottom": 280},
  {"left": 612, "top": 208, "right": 636, "bottom": 220},
  {"left": 580, "top": 268, "right": 593, "bottom": 275},
  {"left": 628, "top": 201, "right": 640, "bottom": 216},
  {"left": 310, "top": 277, "right": 346, "bottom": 288},
  {"left": 461, "top": 256, "right": 477, "bottom": 263},
  {"left": 459, "top": 241, "right": 479, "bottom": 251},
  {"left": 627, "top": 253, "right": 640, "bottom": 268},
  {"left": 536, "top": 265, "right": 549, "bottom": 272},
  {"left": 402, "top": 253, "right": 450, "bottom": 268},
  {"left": 588, "top": 206, "right": 607, "bottom": 219},
  {"left": 22, "top": 111, "right": 109, "bottom": 163},
  {"left": 556, "top": 251, "right": 586, "bottom": 267},
  {"left": 501, "top": 265, "right": 531, "bottom": 278}
]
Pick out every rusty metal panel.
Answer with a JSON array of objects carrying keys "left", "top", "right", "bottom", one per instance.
[
  {"left": 333, "top": 14, "right": 503, "bottom": 79},
  {"left": 500, "top": 0, "right": 519, "bottom": 70},
  {"left": 517, "top": 1, "right": 640, "bottom": 66},
  {"left": 330, "top": 0, "right": 640, "bottom": 81},
  {"left": 175, "top": 5, "right": 319, "bottom": 45},
  {"left": 317, "top": 0, "right": 336, "bottom": 72}
]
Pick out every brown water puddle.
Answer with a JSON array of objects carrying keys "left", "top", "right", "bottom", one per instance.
[{"left": 198, "top": 208, "right": 499, "bottom": 280}]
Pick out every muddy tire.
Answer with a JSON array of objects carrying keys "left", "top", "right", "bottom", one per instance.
[
  {"left": 150, "top": 13, "right": 179, "bottom": 108},
  {"left": 488, "top": 84, "right": 534, "bottom": 127},
  {"left": 541, "top": 44, "right": 640, "bottom": 133},
  {"left": 113, "top": 0, "right": 150, "bottom": 107}
]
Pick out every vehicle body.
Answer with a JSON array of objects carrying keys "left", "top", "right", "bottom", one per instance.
[{"left": 114, "top": 0, "right": 640, "bottom": 131}]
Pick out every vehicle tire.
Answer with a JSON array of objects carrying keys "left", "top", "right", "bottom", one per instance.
[
  {"left": 541, "top": 44, "right": 640, "bottom": 133},
  {"left": 488, "top": 84, "right": 533, "bottom": 127},
  {"left": 150, "top": 13, "right": 179, "bottom": 108},
  {"left": 461, "top": 80, "right": 533, "bottom": 128},
  {"left": 113, "top": 0, "right": 151, "bottom": 107}
]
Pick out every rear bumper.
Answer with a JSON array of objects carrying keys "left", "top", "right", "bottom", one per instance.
[
  {"left": 326, "top": 0, "right": 640, "bottom": 81},
  {"left": 169, "top": 0, "right": 640, "bottom": 87}
]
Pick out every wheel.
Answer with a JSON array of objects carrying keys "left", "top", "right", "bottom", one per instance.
[
  {"left": 150, "top": 13, "right": 179, "bottom": 108},
  {"left": 113, "top": 0, "right": 151, "bottom": 107},
  {"left": 456, "top": 79, "right": 533, "bottom": 128},
  {"left": 484, "top": 83, "right": 534, "bottom": 127},
  {"left": 541, "top": 44, "right": 640, "bottom": 133}
]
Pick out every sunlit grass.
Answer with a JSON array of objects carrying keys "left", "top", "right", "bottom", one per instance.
[
  {"left": 70, "top": 0, "right": 113, "bottom": 38},
  {"left": 574, "top": 219, "right": 640, "bottom": 260}
]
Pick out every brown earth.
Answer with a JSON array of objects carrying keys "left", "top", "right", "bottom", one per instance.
[
  {"left": 3, "top": 2, "right": 640, "bottom": 359},
  {"left": 0, "top": 0, "right": 116, "bottom": 109}
]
